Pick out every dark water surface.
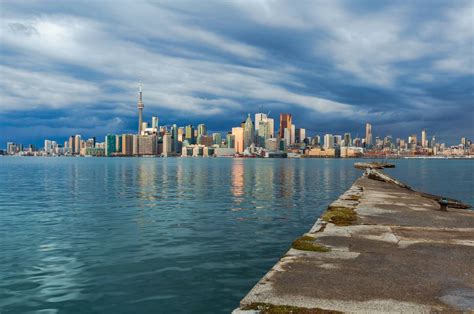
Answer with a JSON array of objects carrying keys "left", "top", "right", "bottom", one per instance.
[{"left": 0, "top": 158, "right": 472, "bottom": 313}]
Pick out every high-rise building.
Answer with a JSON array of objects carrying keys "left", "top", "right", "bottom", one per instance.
[
  {"left": 121, "top": 134, "right": 134, "bottom": 156},
  {"left": 284, "top": 128, "right": 291, "bottom": 146},
  {"left": 185, "top": 125, "right": 195, "bottom": 144},
  {"left": 232, "top": 127, "right": 244, "bottom": 153},
  {"left": 243, "top": 114, "right": 254, "bottom": 149},
  {"left": 137, "top": 84, "right": 144, "bottom": 134},
  {"left": 152, "top": 116, "right": 159, "bottom": 131},
  {"left": 74, "top": 135, "right": 81, "bottom": 155},
  {"left": 171, "top": 124, "right": 178, "bottom": 152},
  {"left": 162, "top": 133, "right": 172, "bottom": 156},
  {"left": 279, "top": 113, "right": 292, "bottom": 139},
  {"left": 226, "top": 133, "right": 235, "bottom": 149},
  {"left": 212, "top": 133, "right": 222, "bottom": 146},
  {"left": 105, "top": 134, "right": 116, "bottom": 156},
  {"left": 343, "top": 133, "right": 352, "bottom": 147},
  {"left": 422, "top": 129, "right": 427, "bottom": 148},
  {"left": 290, "top": 124, "right": 295, "bottom": 144},
  {"left": 365, "top": 123, "right": 372, "bottom": 147},
  {"left": 255, "top": 113, "right": 267, "bottom": 130},
  {"left": 137, "top": 135, "right": 157, "bottom": 156},
  {"left": 324, "top": 134, "right": 334, "bottom": 149}
]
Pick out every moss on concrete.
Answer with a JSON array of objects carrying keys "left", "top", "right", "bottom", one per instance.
[
  {"left": 322, "top": 207, "right": 357, "bottom": 226},
  {"left": 242, "top": 302, "right": 341, "bottom": 313},
  {"left": 292, "top": 235, "right": 330, "bottom": 252}
]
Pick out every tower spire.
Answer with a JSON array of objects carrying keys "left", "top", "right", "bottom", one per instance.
[{"left": 137, "top": 84, "right": 144, "bottom": 134}]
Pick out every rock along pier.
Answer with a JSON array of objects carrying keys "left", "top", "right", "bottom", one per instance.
[{"left": 235, "top": 167, "right": 474, "bottom": 313}]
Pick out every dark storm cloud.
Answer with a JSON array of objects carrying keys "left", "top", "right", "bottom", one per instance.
[{"left": 0, "top": 0, "right": 472, "bottom": 147}]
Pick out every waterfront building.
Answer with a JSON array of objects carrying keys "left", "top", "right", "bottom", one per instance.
[
  {"left": 343, "top": 133, "right": 352, "bottom": 147},
  {"left": 422, "top": 129, "right": 427, "bottom": 148},
  {"left": 162, "top": 133, "right": 172, "bottom": 156},
  {"left": 137, "top": 84, "right": 144, "bottom": 134},
  {"left": 105, "top": 134, "right": 116, "bottom": 156},
  {"left": 290, "top": 124, "right": 295, "bottom": 144},
  {"left": 171, "top": 124, "right": 178, "bottom": 152},
  {"left": 152, "top": 116, "right": 159, "bottom": 132},
  {"left": 232, "top": 127, "right": 244, "bottom": 153},
  {"left": 284, "top": 128, "right": 291, "bottom": 147},
  {"left": 122, "top": 134, "right": 134, "bottom": 156},
  {"left": 74, "top": 135, "right": 81, "bottom": 155},
  {"left": 212, "top": 133, "right": 222, "bottom": 146},
  {"left": 214, "top": 147, "right": 236, "bottom": 157},
  {"left": 137, "top": 135, "right": 157, "bottom": 156},
  {"left": 227, "top": 133, "right": 235, "bottom": 149},
  {"left": 265, "top": 138, "right": 279, "bottom": 151},
  {"left": 132, "top": 135, "right": 139, "bottom": 155},
  {"left": 324, "top": 134, "right": 334, "bottom": 149},
  {"left": 279, "top": 113, "right": 292, "bottom": 139},
  {"left": 243, "top": 114, "right": 254, "bottom": 149},
  {"left": 115, "top": 135, "right": 122, "bottom": 153},
  {"left": 185, "top": 125, "right": 195, "bottom": 144},
  {"left": 365, "top": 123, "right": 373, "bottom": 147}
]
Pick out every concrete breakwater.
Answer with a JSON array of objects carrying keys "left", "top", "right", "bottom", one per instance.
[{"left": 234, "top": 169, "right": 474, "bottom": 313}]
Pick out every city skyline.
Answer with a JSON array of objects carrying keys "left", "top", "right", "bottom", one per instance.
[{"left": 1, "top": 1, "right": 473, "bottom": 146}]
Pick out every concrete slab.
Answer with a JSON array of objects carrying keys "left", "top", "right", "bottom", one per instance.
[{"left": 236, "top": 174, "right": 474, "bottom": 313}]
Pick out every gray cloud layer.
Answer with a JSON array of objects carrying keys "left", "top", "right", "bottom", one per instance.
[{"left": 0, "top": 0, "right": 473, "bottom": 145}]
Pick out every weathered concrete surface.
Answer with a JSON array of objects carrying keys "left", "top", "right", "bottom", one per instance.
[{"left": 236, "top": 175, "right": 474, "bottom": 313}]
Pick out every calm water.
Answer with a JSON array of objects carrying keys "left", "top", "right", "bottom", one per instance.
[{"left": 0, "top": 158, "right": 472, "bottom": 313}]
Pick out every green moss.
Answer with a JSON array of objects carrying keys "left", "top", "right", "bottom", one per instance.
[
  {"left": 322, "top": 207, "right": 357, "bottom": 226},
  {"left": 291, "top": 235, "right": 330, "bottom": 252},
  {"left": 242, "top": 302, "right": 341, "bottom": 313}
]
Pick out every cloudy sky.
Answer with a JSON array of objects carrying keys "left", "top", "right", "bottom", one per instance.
[{"left": 0, "top": 0, "right": 473, "bottom": 146}]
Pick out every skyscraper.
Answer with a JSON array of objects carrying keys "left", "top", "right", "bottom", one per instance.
[
  {"left": 324, "top": 134, "right": 334, "bottom": 149},
  {"left": 232, "top": 127, "right": 244, "bottom": 153},
  {"left": 255, "top": 113, "right": 267, "bottom": 130},
  {"left": 185, "top": 125, "right": 195, "bottom": 144},
  {"left": 365, "top": 123, "right": 372, "bottom": 147},
  {"left": 343, "top": 133, "right": 352, "bottom": 147},
  {"left": 422, "top": 129, "right": 427, "bottom": 148},
  {"left": 137, "top": 84, "right": 144, "bottom": 134},
  {"left": 243, "top": 114, "right": 254, "bottom": 149},
  {"left": 279, "top": 113, "right": 292, "bottom": 139}
]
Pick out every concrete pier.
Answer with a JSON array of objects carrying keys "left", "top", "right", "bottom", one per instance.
[{"left": 235, "top": 171, "right": 474, "bottom": 313}]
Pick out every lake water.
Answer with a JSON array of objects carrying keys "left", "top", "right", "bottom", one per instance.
[{"left": 0, "top": 158, "right": 472, "bottom": 313}]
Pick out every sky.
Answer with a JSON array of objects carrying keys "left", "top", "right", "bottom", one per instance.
[{"left": 0, "top": 0, "right": 473, "bottom": 147}]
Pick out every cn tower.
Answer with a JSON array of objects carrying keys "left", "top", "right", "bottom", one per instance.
[{"left": 137, "top": 84, "right": 144, "bottom": 134}]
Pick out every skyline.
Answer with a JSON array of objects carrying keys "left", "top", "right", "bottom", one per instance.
[{"left": 1, "top": 0, "right": 473, "bottom": 146}]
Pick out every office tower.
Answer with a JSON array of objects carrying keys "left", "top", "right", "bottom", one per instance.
[
  {"left": 212, "top": 133, "right": 222, "bottom": 146},
  {"left": 226, "top": 133, "right": 235, "bottom": 149},
  {"left": 115, "top": 135, "right": 122, "bottom": 153},
  {"left": 243, "top": 114, "right": 254, "bottom": 149},
  {"left": 178, "top": 127, "right": 184, "bottom": 142},
  {"left": 152, "top": 116, "right": 159, "bottom": 131},
  {"left": 74, "top": 135, "right": 81, "bottom": 155},
  {"left": 284, "top": 128, "right": 291, "bottom": 146},
  {"left": 298, "top": 128, "right": 306, "bottom": 143},
  {"left": 343, "top": 133, "right": 352, "bottom": 147},
  {"left": 257, "top": 120, "right": 271, "bottom": 147},
  {"left": 422, "top": 129, "right": 427, "bottom": 148},
  {"left": 461, "top": 137, "right": 467, "bottom": 148},
  {"left": 133, "top": 135, "right": 139, "bottom": 155},
  {"left": 122, "top": 134, "right": 134, "bottom": 156},
  {"left": 334, "top": 135, "right": 342, "bottom": 146},
  {"left": 290, "top": 124, "right": 295, "bottom": 144},
  {"left": 312, "top": 135, "right": 320, "bottom": 146},
  {"left": 185, "top": 125, "right": 195, "bottom": 144},
  {"left": 137, "top": 84, "right": 144, "bottom": 134},
  {"left": 255, "top": 113, "right": 267, "bottom": 130},
  {"left": 324, "top": 134, "right": 334, "bottom": 149},
  {"left": 365, "top": 123, "right": 372, "bottom": 147},
  {"left": 232, "top": 127, "right": 244, "bottom": 153},
  {"left": 197, "top": 124, "right": 207, "bottom": 137},
  {"left": 44, "top": 140, "right": 52, "bottom": 154},
  {"left": 171, "top": 124, "right": 178, "bottom": 152},
  {"left": 162, "top": 133, "right": 172, "bottom": 156},
  {"left": 105, "top": 134, "right": 116, "bottom": 157},
  {"left": 279, "top": 113, "right": 292, "bottom": 138},
  {"left": 137, "top": 135, "right": 157, "bottom": 156}
]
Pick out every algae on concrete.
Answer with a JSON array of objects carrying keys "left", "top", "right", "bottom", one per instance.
[
  {"left": 321, "top": 207, "right": 357, "bottom": 226},
  {"left": 292, "top": 235, "right": 331, "bottom": 252},
  {"left": 242, "top": 302, "right": 341, "bottom": 314}
]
